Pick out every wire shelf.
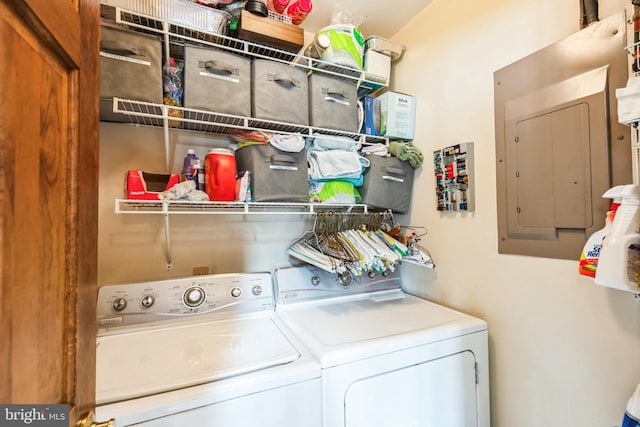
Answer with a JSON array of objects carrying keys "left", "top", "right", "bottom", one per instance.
[
  {"left": 115, "top": 199, "right": 370, "bottom": 215},
  {"left": 111, "top": 98, "right": 389, "bottom": 145}
]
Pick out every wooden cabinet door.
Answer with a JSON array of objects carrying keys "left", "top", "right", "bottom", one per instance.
[{"left": 0, "top": 0, "right": 100, "bottom": 425}]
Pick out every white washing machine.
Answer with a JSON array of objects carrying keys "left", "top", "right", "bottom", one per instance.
[
  {"left": 274, "top": 266, "right": 490, "bottom": 427},
  {"left": 95, "top": 272, "right": 321, "bottom": 427}
]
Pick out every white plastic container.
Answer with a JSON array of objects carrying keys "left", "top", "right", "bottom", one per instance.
[
  {"left": 365, "top": 36, "right": 406, "bottom": 61},
  {"left": 594, "top": 185, "right": 640, "bottom": 292},
  {"left": 616, "top": 77, "right": 640, "bottom": 125},
  {"left": 364, "top": 49, "right": 391, "bottom": 85}
]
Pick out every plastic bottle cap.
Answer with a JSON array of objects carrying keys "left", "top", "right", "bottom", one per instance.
[
  {"left": 298, "top": 0, "right": 312, "bottom": 13},
  {"left": 317, "top": 33, "right": 330, "bottom": 48},
  {"left": 187, "top": 149, "right": 196, "bottom": 155}
]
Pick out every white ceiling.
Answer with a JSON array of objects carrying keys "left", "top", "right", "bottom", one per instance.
[{"left": 300, "top": 0, "right": 434, "bottom": 39}]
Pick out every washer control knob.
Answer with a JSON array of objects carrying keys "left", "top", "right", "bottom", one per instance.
[
  {"left": 337, "top": 271, "right": 353, "bottom": 287},
  {"left": 141, "top": 295, "right": 155, "bottom": 308},
  {"left": 183, "top": 287, "right": 206, "bottom": 308},
  {"left": 311, "top": 276, "right": 321, "bottom": 286},
  {"left": 112, "top": 298, "right": 127, "bottom": 312},
  {"left": 252, "top": 285, "right": 262, "bottom": 295},
  {"left": 231, "top": 287, "right": 242, "bottom": 298}
]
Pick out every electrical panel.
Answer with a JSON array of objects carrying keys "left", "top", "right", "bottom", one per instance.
[
  {"left": 494, "top": 12, "right": 631, "bottom": 260},
  {"left": 433, "top": 142, "right": 475, "bottom": 212}
]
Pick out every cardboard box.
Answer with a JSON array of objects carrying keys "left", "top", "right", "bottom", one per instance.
[
  {"left": 377, "top": 91, "right": 416, "bottom": 140},
  {"left": 236, "top": 10, "right": 304, "bottom": 53},
  {"left": 125, "top": 170, "right": 180, "bottom": 200}
]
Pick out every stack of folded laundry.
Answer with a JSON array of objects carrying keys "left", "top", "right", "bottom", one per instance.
[{"left": 307, "top": 136, "right": 369, "bottom": 204}]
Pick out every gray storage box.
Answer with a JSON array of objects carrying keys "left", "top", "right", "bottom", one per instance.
[
  {"left": 99, "top": 24, "right": 163, "bottom": 122},
  {"left": 359, "top": 155, "right": 414, "bottom": 213},
  {"left": 183, "top": 45, "right": 251, "bottom": 116},
  {"left": 308, "top": 73, "right": 358, "bottom": 132},
  {"left": 252, "top": 59, "right": 309, "bottom": 125},
  {"left": 235, "top": 144, "right": 309, "bottom": 202}
]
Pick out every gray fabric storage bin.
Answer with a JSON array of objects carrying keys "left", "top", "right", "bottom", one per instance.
[
  {"left": 183, "top": 45, "right": 251, "bottom": 116},
  {"left": 308, "top": 73, "right": 358, "bottom": 132},
  {"left": 99, "top": 24, "right": 163, "bottom": 122},
  {"left": 235, "top": 144, "right": 309, "bottom": 202},
  {"left": 252, "top": 59, "right": 309, "bottom": 125},
  {"left": 358, "top": 155, "right": 414, "bottom": 213}
]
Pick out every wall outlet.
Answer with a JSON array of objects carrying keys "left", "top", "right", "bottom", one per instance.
[{"left": 193, "top": 266, "right": 209, "bottom": 276}]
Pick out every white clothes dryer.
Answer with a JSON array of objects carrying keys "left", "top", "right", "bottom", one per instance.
[
  {"left": 95, "top": 272, "right": 321, "bottom": 427},
  {"left": 274, "top": 266, "right": 490, "bottom": 427}
]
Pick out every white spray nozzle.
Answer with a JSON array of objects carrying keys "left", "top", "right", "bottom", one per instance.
[
  {"left": 602, "top": 185, "right": 625, "bottom": 201},
  {"left": 620, "top": 184, "right": 640, "bottom": 205}
]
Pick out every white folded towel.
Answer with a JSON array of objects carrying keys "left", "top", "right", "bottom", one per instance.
[
  {"left": 311, "top": 135, "right": 360, "bottom": 152},
  {"left": 269, "top": 133, "right": 305, "bottom": 152},
  {"left": 361, "top": 144, "right": 389, "bottom": 156},
  {"left": 308, "top": 150, "right": 370, "bottom": 181}
]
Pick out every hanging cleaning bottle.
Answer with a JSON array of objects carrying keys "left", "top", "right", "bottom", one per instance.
[
  {"left": 594, "top": 184, "right": 640, "bottom": 291},
  {"left": 578, "top": 186, "right": 623, "bottom": 278},
  {"left": 579, "top": 210, "right": 614, "bottom": 278}
]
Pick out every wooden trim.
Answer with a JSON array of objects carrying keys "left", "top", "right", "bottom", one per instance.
[{"left": 73, "top": 0, "right": 100, "bottom": 422}]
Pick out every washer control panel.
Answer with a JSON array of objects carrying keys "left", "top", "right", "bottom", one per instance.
[
  {"left": 274, "top": 266, "right": 402, "bottom": 305},
  {"left": 97, "top": 272, "right": 272, "bottom": 328}
]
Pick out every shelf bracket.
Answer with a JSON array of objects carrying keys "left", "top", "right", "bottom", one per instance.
[{"left": 162, "top": 201, "right": 173, "bottom": 270}]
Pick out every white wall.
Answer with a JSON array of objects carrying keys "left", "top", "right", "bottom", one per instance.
[
  {"left": 391, "top": 0, "right": 640, "bottom": 426},
  {"left": 98, "top": 123, "right": 313, "bottom": 283}
]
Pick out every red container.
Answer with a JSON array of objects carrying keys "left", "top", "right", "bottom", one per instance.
[
  {"left": 271, "top": 0, "right": 290, "bottom": 14},
  {"left": 286, "top": 0, "right": 312, "bottom": 25},
  {"left": 205, "top": 148, "right": 237, "bottom": 201},
  {"left": 125, "top": 170, "right": 180, "bottom": 200}
]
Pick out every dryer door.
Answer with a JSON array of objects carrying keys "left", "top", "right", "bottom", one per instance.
[{"left": 344, "top": 350, "right": 478, "bottom": 427}]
